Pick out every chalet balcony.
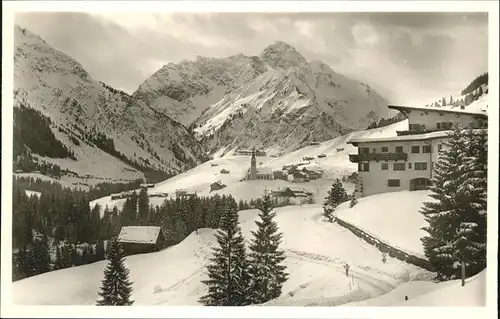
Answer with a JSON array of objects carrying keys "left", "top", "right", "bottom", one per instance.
[{"left": 349, "top": 152, "right": 408, "bottom": 163}]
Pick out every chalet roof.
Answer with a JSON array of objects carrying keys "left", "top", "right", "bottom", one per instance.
[
  {"left": 347, "top": 129, "right": 485, "bottom": 145},
  {"left": 118, "top": 226, "right": 161, "bottom": 245},
  {"left": 211, "top": 181, "right": 226, "bottom": 187},
  {"left": 388, "top": 104, "right": 488, "bottom": 118}
]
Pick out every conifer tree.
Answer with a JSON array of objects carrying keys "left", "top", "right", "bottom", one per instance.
[
  {"left": 32, "top": 236, "right": 51, "bottom": 274},
  {"left": 138, "top": 188, "right": 149, "bottom": 225},
  {"left": 323, "top": 179, "right": 349, "bottom": 222},
  {"left": 95, "top": 240, "right": 106, "bottom": 262},
  {"left": 96, "top": 237, "right": 134, "bottom": 306},
  {"left": 199, "top": 197, "right": 250, "bottom": 306},
  {"left": 478, "top": 85, "right": 483, "bottom": 97},
  {"left": 248, "top": 192, "right": 288, "bottom": 304},
  {"left": 349, "top": 192, "right": 358, "bottom": 208},
  {"left": 420, "top": 125, "right": 488, "bottom": 281},
  {"left": 53, "top": 244, "right": 63, "bottom": 270}
]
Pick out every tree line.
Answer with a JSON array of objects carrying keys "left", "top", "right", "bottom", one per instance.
[
  {"left": 12, "top": 175, "right": 283, "bottom": 282},
  {"left": 460, "top": 72, "right": 488, "bottom": 96},
  {"left": 14, "top": 103, "right": 76, "bottom": 160}
]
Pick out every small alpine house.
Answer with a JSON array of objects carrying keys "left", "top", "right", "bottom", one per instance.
[{"left": 117, "top": 226, "right": 165, "bottom": 256}]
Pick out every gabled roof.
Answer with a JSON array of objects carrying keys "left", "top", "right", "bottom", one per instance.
[
  {"left": 211, "top": 181, "right": 226, "bottom": 187},
  {"left": 118, "top": 226, "right": 162, "bottom": 245},
  {"left": 388, "top": 104, "right": 488, "bottom": 118},
  {"left": 286, "top": 187, "right": 306, "bottom": 193}
]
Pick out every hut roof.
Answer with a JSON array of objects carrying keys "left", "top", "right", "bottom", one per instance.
[{"left": 118, "top": 226, "right": 162, "bottom": 245}]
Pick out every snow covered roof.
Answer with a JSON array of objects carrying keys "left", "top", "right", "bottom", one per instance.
[
  {"left": 388, "top": 104, "right": 488, "bottom": 118},
  {"left": 287, "top": 187, "right": 307, "bottom": 193},
  {"left": 211, "top": 181, "right": 226, "bottom": 187},
  {"left": 118, "top": 226, "right": 162, "bottom": 245},
  {"left": 347, "top": 129, "right": 485, "bottom": 145}
]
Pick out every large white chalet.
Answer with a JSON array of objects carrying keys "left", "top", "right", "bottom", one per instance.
[{"left": 347, "top": 104, "right": 488, "bottom": 198}]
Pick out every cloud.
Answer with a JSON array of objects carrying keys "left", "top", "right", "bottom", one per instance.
[{"left": 14, "top": 12, "right": 488, "bottom": 104}]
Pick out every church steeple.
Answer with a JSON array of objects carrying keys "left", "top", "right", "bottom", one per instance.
[{"left": 250, "top": 146, "right": 257, "bottom": 180}]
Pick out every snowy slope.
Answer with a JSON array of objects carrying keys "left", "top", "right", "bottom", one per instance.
[
  {"left": 133, "top": 54, "right": 267, "bottom": 126},
  {"left": 12, "top": 204, "right": 432, "bottom": 306},
  {"left": 90, "top": 119, "right": 408, "bottom": 215},
  {"left": 14, "top": 25, "right": 207, "bottom": 182},
  {"left": 343, "top": 269, "right": 486, "bottom": 307},
  {"left": 335, "top": 190, "right": 435, "bottom": 258},
  {"left": 410, "top": 84, "right": 488, "bottom": 115},
  {"left": 134, "top": 41, "right": 390, "bottom": 156}
]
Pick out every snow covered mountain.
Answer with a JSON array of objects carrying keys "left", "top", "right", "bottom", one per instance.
[
  {"left": 14, "top": 26, "right": 208, "bottom": 183},
  {"left": 133, "top": 41, "right": 390, "bottom": 156}
]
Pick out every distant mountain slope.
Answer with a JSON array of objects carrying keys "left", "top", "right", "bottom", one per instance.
[
  {"left": 133, "top": 54, "right": 268, "bottom": 126},
  {"left": 14, "top": 26, "right": 209, "bottom": 182},
  {"left": 134, "top": 41, "right": 390, "bottom": 157}
]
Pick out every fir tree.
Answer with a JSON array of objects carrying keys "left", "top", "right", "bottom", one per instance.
[
  {"left": 420, "top": 125, "right": 487, "bottom": 281},
  {"left": 58, "top": 242, "right": 72, "bottom": 269},
  {"left": 323, "top": 179, "right": 349, "bottom": 222},
  {"left": 96, "top": 237, "right": 134, "bottom": 306},
  {"left": 478, "top": 85, "right": 483, "bottom": 97},
  {"left": 199, "top": 197, "right": 250, "bottom": 306},
  {"left": 53, "top": 245, "right": 62, "bottom": 270},
  {"left": 349, "top": 193, "right": 358, "bottom": 208},
  {"left": 138, "top": 188, "right": 149, "bottom": 225},
  {"left": 32, "top": 236, "right": 51, "bottom": 274},
  {"left": 248, "top": 192, "right": 288, "bottom": 304}
]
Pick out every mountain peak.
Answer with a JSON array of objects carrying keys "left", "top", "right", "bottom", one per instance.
[{"left": 260, "top": 40, "right": 307, "bottom": 69}]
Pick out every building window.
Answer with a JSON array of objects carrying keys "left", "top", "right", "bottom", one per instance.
[
  {"left": 395, "top": 146, "right": 404, "bottom": 153},
  {"left": 393, "top": 163, "right": 406, "bottom": 171},
  {"left": 409, "top": 124, "right": 421, "bottom": 131},
  {"left": 359, "top": 163, "right": 370, "bottom": 172},
  {"left": 381, "top": 147, "right": 388, "bottom": 153},
  {"left": 373, "top": 148, "right": 376, "bottom": 153},
  {"left": 437, "top": 122, "right": 453, "bottom": 130},
  {"left": 359, "top": 147, "right": 370, "bottom": 155},
  {"left": 381, "top": 163, "right": 388, "bottom": 170},
  {"left": 422, "top": 145, "right": 431, "bottom": 153},
  {"left": 411, "top": 146, "right": 420, "bottom": 153},
  {"left": 415, "top": 162, "right": 428, "bottom": 170},
  {"left": 408, "top": 163, "right": 412, "bottom": 169},
  {"left": 437, "top": 144, "right": 443, "bottom": 151},
  {"left": 388, "top": 179, "right": 401, "bottom": 187}
]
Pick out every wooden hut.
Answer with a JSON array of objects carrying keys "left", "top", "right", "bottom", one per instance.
[
  {"left": 210, "top": 181, "right": 226, "bottom": 192},
  {"left": 117, "top": 226, "right": 165, "bottom": 256}
]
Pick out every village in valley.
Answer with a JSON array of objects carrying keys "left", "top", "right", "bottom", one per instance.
[{"left": 7, "top": 9, "right": 493, "bottom": 313}]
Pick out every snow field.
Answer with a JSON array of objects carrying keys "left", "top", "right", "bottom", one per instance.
[
  {"left": 335, "top": 190, "right": 437, "bottom": 258},
  {"left": 12, "top": 204, "right": 432, "bottom": 306}
]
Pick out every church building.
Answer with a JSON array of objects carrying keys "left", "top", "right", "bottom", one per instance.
[{"left": 246, "top": 148, "right": 273, "bottom": 180}]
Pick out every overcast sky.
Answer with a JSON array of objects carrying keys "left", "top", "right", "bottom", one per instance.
[{"left": 15, "top": 11, "right": 488, "bottom": 104}]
